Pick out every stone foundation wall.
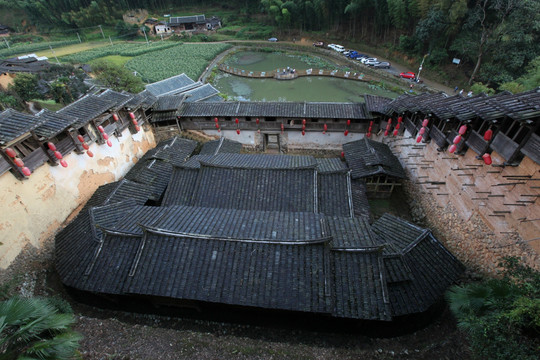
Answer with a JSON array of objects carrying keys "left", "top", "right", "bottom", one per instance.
[{"left": 386, "top": 132, "right": 539, "bottom": 273}]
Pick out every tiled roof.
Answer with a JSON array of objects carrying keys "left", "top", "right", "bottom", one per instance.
[
  {"left": 315, "top": 158, "right": 347, "bottom": 173},
  {"left": 34, "top": 109, "right": 78, "bottom": 139},
  {"left": 351, "top": 179, "right": 371, "bottom": 220},
  {"left": 125, "top": 90, "right": 158, "bottom": 109},
  {"left": 0, "top": 57, "right": 51, "bottom": 73},
  {"left": 97, "top": 89, "right": 134, "bottom": 109},
  {"left": 177, "top": 101, "right": 370, "bottom": 119},
  {"left": 318, "top": 171, "right": 353, "bottom": 216},
  {"left": 0, "top": 109, "right": 46, "bottom": 146},
  {"left": 199, "top": 137, "right": 242, "bottom": 155},
  {"left": 56, "top": 94, "right": 115, "bottom": 128},
  {"left": 364, "top": 95, "right": 393, "bottom": 114},
  {"left": 145, "top": 74, "right": 197, "bottom": 97},
  {"left": 343, "top": 139, "right": 406, "bottom": 179},
  {"left": 168, "top": 15, "right": 206, "bottom": 25},
  {"left": 200, "top": 153, "right": 317, "bottom": 169},
  {"left": 326, "top": 216, "right": 381, "bottom": 249},
  {"left": 183, "top": 83, "right": 220, "bottom": 103}
]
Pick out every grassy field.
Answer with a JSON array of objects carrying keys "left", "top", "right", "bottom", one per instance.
[
  {"left": 94, "top": 55, "right": 132, "bottom": 66},
  {"left": 30, "top": 42, "right": 110, "bottom": 60}
]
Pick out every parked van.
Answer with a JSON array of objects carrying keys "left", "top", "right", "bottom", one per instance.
[{"left": 328, "top": 44, "right": 345, "bottom": 52}]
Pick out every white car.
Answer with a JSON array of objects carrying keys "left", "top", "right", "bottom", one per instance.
[
  {"left": 365, "top": 59, "right": 380, "bottom": 66},
  {"left": 327, "top": 44, "right": 345, "bottom": 52},
  {"left": 361, "top": 57, "right": 377, "bottom": 64}
]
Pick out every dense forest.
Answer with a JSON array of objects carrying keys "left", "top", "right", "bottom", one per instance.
[{"left": 1, "top": 0, "right": 539, "bottom": 89}]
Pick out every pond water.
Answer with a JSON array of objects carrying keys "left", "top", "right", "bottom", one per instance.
[{"left": 212, "top": 51, "right": 399, "bottom": 102}]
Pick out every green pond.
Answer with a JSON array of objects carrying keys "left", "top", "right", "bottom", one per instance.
[{"left": 212, "top": 51, "right": 399, "bottom": 102}]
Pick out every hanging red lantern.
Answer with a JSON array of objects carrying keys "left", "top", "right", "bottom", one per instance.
[
  {"left": 60, "top": 160, "right": 68, "bottom": 168},
  {"left": 369, "top": 121, "right": 374, "bottom": 127},
  {"left": 302, "top": 124, "right": 306, "bottom": 131},
  {"left": 98, "top": 125, "right": 105, "bottom": 133},
  {"left": 21, "top": 167, "right": 31, "bottom": 176},
  {"left": 458, "top": 125, "right": 467, "bottom": 135},
  {"left": 395, "top": 123, "right": 400, "bottom": 130},
  {"left": 107, "top": 140, "right": 112, "bottom": 147},
  {"left": 453, "top": 135, "right": 462, "bottom": 144},
  {"left": 77, "top": 135, "right": 84, "bottom": 143},
  {"left": 366, "top": 132, "right": 371, "bottom": 138},
  {"left": 484, "top": 129, "right": 493, "bottom": 141},
  {"left": 422, "top": 119, "right": 429, "bottom": 127},
  {"left": 14, "top": 158, "right": 24, "bottom": 167},
  {"left": 5, "top": 147, "right": 16, "bottom": 158},
  {"left": 384, "top": 130, "right": 389, "bottom": 137},
  {"left": 341, "top": 151, "right": 345, "bottom": 158},
  {"left": 215, "top": 123, "right": 220, "bottom": 129},
  {"left": 132, "top": 119, "right": 138, "bottom": 126},
  {"left": 482, "top": 153, "right": 492, "bottom": 165},
  {"left": 385, "top": 124, "right": 391, "bottom": 131},
  {"left": 112, "top": 114, "right": 119, "bottom": 121},
  {"left": 214, "top": 117, "right": 218, "bottom": 122},
  {"left": 368, "top": 126, "right": 372, "bottom": 133},
  {"left": 281, "top": 123, "right": 284, "bottom": 133},
  {"left": 387, "top": 118, "right": 392, "bottom": 125},
  {"left": 323, "top": 124, "right": 328, "bottom": 133},
  {"left": 82, "top": 143, "right": 89, "bottom": 150},
  {"left": 393, "top": 129, "right": 399, "bottom": 136},
  {"left": 135, "top": 125, "right": 141, "bottom": 132},
  {"left": 448, "top": 144, "right": 457, "bottom": 153},
  {"left": 347, "top": 119, "right": 351, "bottom": 126},
  {"left": 102, "top": 133, "right": 109, "bottom": 140},
  {"left": 398, "top": 116, "right": 403, "bottom": 123},
  {"left": 87, "top": 150, "right": 94, "bottom": 157},
  {"left": 256, "top": 118, "right": 260, "bottom": 124},
  {"left": 54, "top": 151, "right": 63, "bottom": 160},
  {"left": 47, "top": 142, "right": 56, "bottom": 151},
  {"left": 419, "top": 127, "right": 425, "bottom": 135},
  {"left": 416, "top": 135, "right": 422, "bottom": 143},
  {"left": 344, "top": 130, "right": 349, "bottom": 136},
  {"left": 302, "top": 119, "right": 306, "bottom": 125},
  {"left": 236, "top": 129, "right": 240, "bottom": 135},
  {"left": 302, "top": 130, "right": 305, "bottom": 136},
  {"left": 235, "top": 118, "right": 239, "bottom": 124},
  {"left": 129, "top": 112, "right": 135, "bottom": 119}
]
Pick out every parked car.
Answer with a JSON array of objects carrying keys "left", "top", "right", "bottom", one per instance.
[
  {"left": 342, "top": 50, "right": 352, "bottom": 56},
  {"left": 313, "top": 41, "right": 324, "bottom": 47},
  {"left": 361, "top": 57, "right": 377, "bottom": 64},
  {"left": 268, "top": 37, "right": 278, "bottom": 42},
  {"left": 400, "top": 71, "right": 416, "bottom": 79},
  {"left": 347, "top": 51, "right": 361, "bottom": 59},
  {"left": 373, "top": 61, "right": 391, "bottom": 69},
  {"left": 327, "top": 44, "right": 345, "bottom": 52},
  {"left": 365, "top": 59, "right": 380, "bottom": 66}
]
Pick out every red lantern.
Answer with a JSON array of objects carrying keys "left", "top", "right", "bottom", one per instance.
[
  {"left": 107, "top": 140, "right": 112, "bottom": 147},
  {"left": 448, "top": 144, "right": 457, "bottom": 153},
  {"left": 129, "top": 112, "right": 135, "bottom": 119},
  {"left": 385, "top": 124, "right": 391, "bottom": 131},
  {"left": 398, "top": 116, "right": 403, "bottom": 123},
  {"left": 82, "top": 143, "right": 89, "bottom": 150},
  {"left": 369, "top": 121, "right": 374, "bottom": 127},
  {"left": 98, "top": 125, "right": 105, "bottom": 133},
  {"left": 87, "top": 150, "right": 94, "bottom": 158},
  {"left": 366, "top": 132, "right": 371, "bottom": 138},
  {"left": 215, "top": 123, "right": 220, "bottom": 129},
  {"left": 77, "top": 135, "right": 84, "bottom": 143},
  {"left": 214, "top": 117, "right": 218, "bottom": 122},
  {"left": 453, "top": 135, "right": 462, "bottom": 144},
  {"left": 102, "top": 133, "right": 109, "bottom": 140},
  {"left": 384, "top": 130, "right": 389, "bottom": 137},
  {"left": 236, "top": 129, "right": 240, "bottom": 135},
  {"left": 256, "top": 118, "right": 260, "bottom": 124},
  {"left": 14, "top": 158, "right": 24, "bottom": 167},
  {"left": 347, "top": 119, "right": 351, "bottom": 126},
  {"left": 419, "top": 127, "right": 425, "bottom": 135},
  {"left": 281, "top": 123, "right": 284, "bottom": 133},
  {"left": 135, "top": 125, "right": 141, "bottom": 132},
  {"left": 341, "top": 151, "right": 345, "bottom": 159},
  {"left": 302, "top": 130, "right": 305, "bottom": 136},
  {"left": 482, "top": 153, "right": 492, "bottom": 165},
  {"left": 60, "top": 160, "right": 68, "bottom": 168},
  {"left": 235, "top": 118, "right": 239, "bottom": 124},
  {"left": 416, "top": 135, "right": 422, "bottom": 143},
  {"left": 458, "top": 125, "right": 467, "bottom": 135},
  {"left": 344, "top": 130, "right": 349, "bottom": 136},
  {"left": 395, "top": 123, "right": 400, "bottom": 130},
  {"left": 368, "top": 126, "right": 372, "bottom": 133},
  {"left": 387, "top": 118, "right": 392, "bottom": 125},
  {"left": 54, "top": 151, "right": 63, "bottom": 160},
  {"left": 323, "top": 124, "right": 328, "bottom": 132},
  {"left": 302, "top": 119, "right": 306, "bottom": 125},
  {"left": 302, "top": 124, "right": 306, "bottom": 131},
  {"left": 112, "top": 114, "right": 119, "bottom": 121},
  {"left": 484, "top": 129, "right": 493, "bottom": 141},
  {"left": 5, "top": 148, "right": 16, "bottom": 158},
  {"left": 47, "top": 142, "right": 56, "bottom": 151},
  {"left": 422, "top": 119, "right": 429, "bottom": 127},
  {"left": 21, "top": 167, "right": 31, "bottom": 176},
  {"left": 393, "top": 129, "right": 399, "bottom": 136},
  {"left": 132, "top": 119, "right": 138, "bottom": 126}
]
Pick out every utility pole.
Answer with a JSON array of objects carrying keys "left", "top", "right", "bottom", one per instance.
[
  {"left": 142, "top": 27, "right": 149, "bottom": 45},
  {"left": 77, "top": 32, "right": 82, "bottom": 43},
  {"left": 109, "top": 36, "right": 113, "bottom": 46},
  {"left": 98, "top": 25, "right": 105, "bottom": 39},
  {"left": 49, "top": 45, "right": 60, "bottom": 64},
  {"left": 416, "top": 54, "right": 429, "bottom": 83},
  {"left": 160, "top": 34, "right": 163, "bottom": 42},
  {"left": 3, "top": 38, "right": 9, "bottom": 48}
]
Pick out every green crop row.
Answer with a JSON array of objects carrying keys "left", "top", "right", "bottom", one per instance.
[
  {"left": 61, "top": 42, "right": 181, "bottom": 64},
  {"left": 0, "top": 40, "right": 79, "bottom": 58},
  {"left": 125, "top": 43, "right": 232, "bottom": 82}
]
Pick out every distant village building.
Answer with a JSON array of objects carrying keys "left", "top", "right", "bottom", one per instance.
[{"left": 0, "top": 55, "right": 51, "bottom": 89}]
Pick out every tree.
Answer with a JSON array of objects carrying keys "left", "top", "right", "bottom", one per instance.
[
  {"left": 0, "top": 91, "right": 20, "bottom": 111},
  {"left": 9, "top": 73, "right": 40, "bottom": 102},
  {"left": 0, "top": 297, "right": 82, "bottom": 359},
  {"left": 91, "top": 60, "right": 144, "bottom": 93}
]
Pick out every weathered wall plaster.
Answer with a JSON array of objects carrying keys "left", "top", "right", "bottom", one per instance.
[{"left": 0, "top": 127, "right": 155, "bottom": 269}]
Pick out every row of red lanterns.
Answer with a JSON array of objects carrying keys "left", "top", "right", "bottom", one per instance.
[
  {"left": 4, "top": 147, "right": 31, "bottom": 177},
  {"left": 47, "top": 142, "right": 68, "bottom": 168}
]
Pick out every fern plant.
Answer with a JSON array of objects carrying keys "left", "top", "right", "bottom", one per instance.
[{"left": 0, "top": 297, "right": 82, "bottom": 360}]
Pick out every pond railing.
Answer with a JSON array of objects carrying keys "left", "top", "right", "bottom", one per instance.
[{"left": 218, "top": 64, "right": 373, "bottom": 82}]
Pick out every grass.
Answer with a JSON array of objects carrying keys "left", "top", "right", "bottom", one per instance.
[
  {"left": 94, "top": 55, "right": 132, "bottom": 66},
  {"left": 15, "top": 41, "right": 111, "bottom": 60},
  {"left": 33, "top": 99, "right": 64, "bottom": 112}
]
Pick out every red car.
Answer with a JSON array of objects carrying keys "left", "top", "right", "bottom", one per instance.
[{"left": 400, "top": 71, "right": 416, "bottom": 79}]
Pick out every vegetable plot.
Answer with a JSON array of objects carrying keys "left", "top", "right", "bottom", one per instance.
[{"left": 61, "top": 42, "right": 179, "bottom": 63}]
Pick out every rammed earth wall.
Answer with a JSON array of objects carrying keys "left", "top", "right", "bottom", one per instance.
[
  {"left": 0, "top": 127, "right": 156, "bottom": 269},
  {"left": 386, "top": 131, "right": 540, "bottom": 273}
]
